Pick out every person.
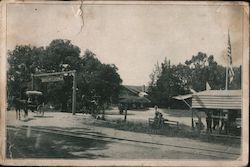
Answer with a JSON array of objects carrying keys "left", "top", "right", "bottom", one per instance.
[
  {"left": 118, "top": 103, "right": 124, "bottom": 114},
  {"left": 90, "top": 100, "right": 97, "bottom": 116},
  {"left": 124, "top": 104, "right": 128, "bottom": 121},
  {"left": 154, "top": 110, "right": 159, "bottom": 120},
  {"left": 159, "top": 112, "right": 164, "bottom": 128},
  {"left": 153, "top": 110, "right": 160, "bottom": 128},
  {"left": 206, "top": 111, "right": 212, "bottom": 133},
  {"left": 154, "top": 105, "right": 159, "bottom": 118},
  {"left": 220, "top": 116, "right": 225, "bottom": 134},
  {"left": 81, "top": 95, "right": 88, "bottom": 114},
  {"left": 220, "top": 111, "right": 228, "bottom": 134},
  {"left": 154, "top": 105, "right": 158, "bottom": 113},
  {"left": 212, "top": 110, "right": 220, "bottom": 130}
]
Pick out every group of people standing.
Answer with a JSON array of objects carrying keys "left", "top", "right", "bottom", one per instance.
[
  {"left": 205, "top": 110, "right": 228, "bottom": 134},
  {"left": 118, "top": 103, "right": 127, "bottom": 114}
]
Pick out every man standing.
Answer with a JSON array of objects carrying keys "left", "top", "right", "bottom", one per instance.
[
  {"left": 212, "top": 110, "right": 220, "bottom": 130},
  {"left": 206, "top": 111, "right": 212, "bottom": 133},
  {"left": 220, "top": 110, "right": 228, "bottom": 134}
]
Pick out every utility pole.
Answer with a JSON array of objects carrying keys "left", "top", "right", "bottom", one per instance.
[
  {"left": 72, "top": 71, "right": 76, "bottom": 115},
  {"left": 31, "top": 74, "right": 34, "bottom": 90}
]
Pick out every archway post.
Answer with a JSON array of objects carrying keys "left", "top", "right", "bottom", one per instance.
[{"left": 72, "top": 71, "right": 76, "bottom": 115}]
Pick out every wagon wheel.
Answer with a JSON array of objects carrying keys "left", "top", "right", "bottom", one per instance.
[{"left": 37, "top": 105, "right": 44, "bottom": 116}]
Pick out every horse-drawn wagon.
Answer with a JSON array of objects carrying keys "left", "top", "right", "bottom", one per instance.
[
  {"left": 26, "top": 90, "right": 44, "bottom": 116},
  {"left": 14, "top": 90, "right": 44, "bottom": 120}
]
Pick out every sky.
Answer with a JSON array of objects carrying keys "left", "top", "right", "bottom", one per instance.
[{"left": 6, "top": 2, "right": 244, "bottom": 86}]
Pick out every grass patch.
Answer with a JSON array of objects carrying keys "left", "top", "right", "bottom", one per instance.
[{"left": 91, "top": 119, "right": 240, "bottom": 146}]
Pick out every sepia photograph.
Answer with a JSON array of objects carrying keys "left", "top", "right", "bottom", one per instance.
[{"left": 0, "top": 0, "right": 249, "bottom": 166}]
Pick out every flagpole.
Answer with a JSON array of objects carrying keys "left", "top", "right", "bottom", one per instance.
[
  {"left": 225, "top": 62, "right": 228, "bottom": 90},
  {"left": 225, "top": 29, "right": 230, "bottom": 91}
]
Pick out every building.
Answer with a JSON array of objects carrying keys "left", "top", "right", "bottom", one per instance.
[
  {"left": 119, "top": 85, "right": 151, "bottom": 110},
  {"left": 173, "top": 90, "right": 242, "bottom": 135}
]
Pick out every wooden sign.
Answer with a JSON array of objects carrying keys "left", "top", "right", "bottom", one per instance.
[{"left": 40, "top": 75, "right": 63, "bottom": 83}]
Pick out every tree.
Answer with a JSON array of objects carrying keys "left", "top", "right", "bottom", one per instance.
[
  {"left": 230, "top": 66, "right": 241, "bottom": 89},
  {"left": 41, "top": 39, "right": 81, "bottom": 111},
  {"left": 147, "top": 52, "right": 241, "bottom": 109},
  {"left": 7, "top": 45, "right": 45, "bottom": 99},
  {"left": 148, "top": 61, "right": 161, "bottom": 87},
  {"left": 171, "top": 63, "right": 191, "bottom": 93},
  {"left": 185, "top": 52, "right": 210, "bottom": 91},
  {"left": 7, "top": 40, "right": 122, "bottom": 113},
  {"left": 185, "top": 52, "right": 241, "bottom": 91},
  {"left": 77, "top": 50, "right": 122, "bottom": 114},
  {"left": 148, "top": 58, "right": 188, "bottom": 107},
  {"left": 41, "top": 39, "right": 81, "bottom": 72}
]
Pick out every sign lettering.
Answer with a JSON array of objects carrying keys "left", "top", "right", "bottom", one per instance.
[{"left": 41, "top": 75, "right": 64, "bottom": 82}]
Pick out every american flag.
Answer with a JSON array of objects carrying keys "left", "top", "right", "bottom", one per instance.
[{"left": 227, "top": 32, "right": 234, "bottom": 83}]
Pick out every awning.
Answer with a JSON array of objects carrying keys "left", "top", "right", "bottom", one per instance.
[
  {"left": 172, "top": 94, "right": 193, "bottom": 109},
  {"left": 192, "top": 90, "right": 242, "bottom": 110},
  {"left": 138, "top": 92, "right": 148, "bottom": 97},
  {"left": 172, "top": 94, "right": 192, "bottom": 100}
]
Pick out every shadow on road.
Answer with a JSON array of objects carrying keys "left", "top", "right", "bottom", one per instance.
[
  {"left": 21, "top": 118, "right": 36, "bottom": 122},
  {"left": 33, "top": 115, "right": 54, "bottom": 118},
  {"left": 6, "top": 126, "right": 110, "bottom": 159}
]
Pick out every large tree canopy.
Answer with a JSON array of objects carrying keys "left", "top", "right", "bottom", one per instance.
[
  {"left": 7, "top": 45, "right": 45, "bottom": 98},
  {"left": 41, "top": 39, "right": 81, "bottom": 72},
  {"left": 148, "top": 52, "right": 241, "bottom": 108},
  {"left": 77, "top": 50, "right": 122, "bottom": 110},
  {"left": 7, "top": 39, "right": 122, "bottom": 112}
]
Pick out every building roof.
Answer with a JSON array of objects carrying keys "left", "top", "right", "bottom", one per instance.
[
  {"left": 123, "top": 85, "right": 148, "bottom": 94},
  {"left": 194, "top": 90, "right": 241, "bottom": 96},
  {"left": 119, "top": 96, "right": 151, "bottom": 103},
  {"left": 192, "top": 90, "right": 242, "bottom": 110},
  {"left": 119, "top": 85, "right": 150, "bottom": 103}
]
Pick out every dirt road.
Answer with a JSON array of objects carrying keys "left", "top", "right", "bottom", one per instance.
[{"left": 6, "top": 110, "right": 240, "bottom": 159}]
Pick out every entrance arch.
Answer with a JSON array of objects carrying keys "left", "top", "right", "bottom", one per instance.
[{"left": 31, "top": 70, "right": 76, "bottom": 115}]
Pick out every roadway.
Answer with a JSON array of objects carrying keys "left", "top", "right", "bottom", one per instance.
[{"left": 5, "top": 110, "right": 241, "bottom": 159}]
